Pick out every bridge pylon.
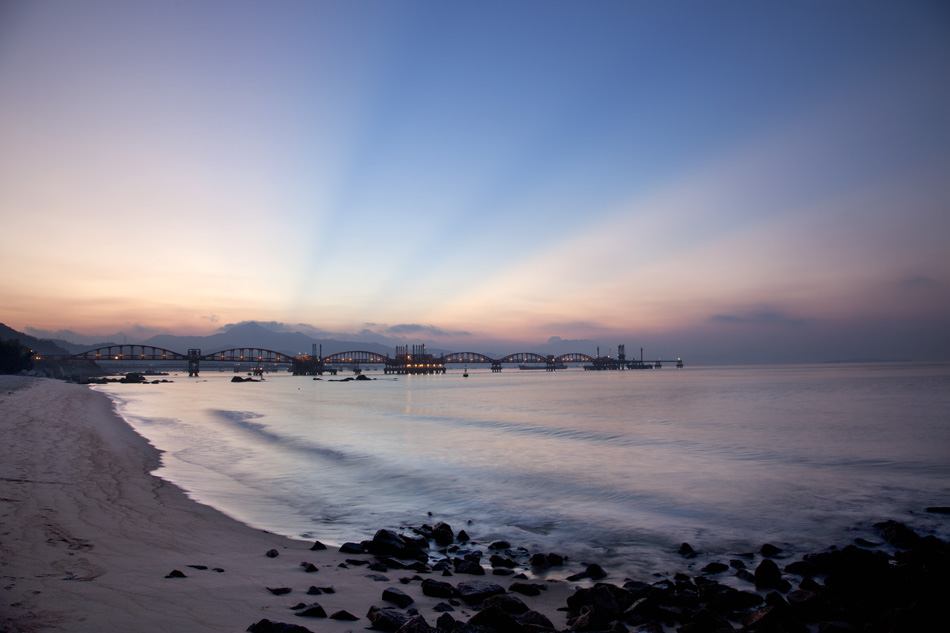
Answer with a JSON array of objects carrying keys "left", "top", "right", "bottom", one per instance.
[{"left": 188, "top": 349, "right": 201, "bottom": 377}]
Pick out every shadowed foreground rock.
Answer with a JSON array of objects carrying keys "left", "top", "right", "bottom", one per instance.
[{"left": 250, "top": 519, "right": 948, "bottom": 633}]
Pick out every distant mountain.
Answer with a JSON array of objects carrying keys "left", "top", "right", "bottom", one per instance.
[
  {"left": 0, "top": 323, "right": 71, "bottom": 355},
  {"left": 141, "top": 321, "right": 396, "bottom": 357}
]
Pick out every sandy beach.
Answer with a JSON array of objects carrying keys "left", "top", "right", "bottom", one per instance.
[{"left": 0, "top": 376, "right": 574, "bottom": 632}]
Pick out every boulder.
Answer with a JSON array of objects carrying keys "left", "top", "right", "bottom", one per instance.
[
  {"left": 754, "top": 559, "right": 784, "bottom": 589},
  {"left": 329, "top": 610, "right": 359, "bottom": 621},
  {"left": 395, "top": 615, "right": 435, "bottom": 633},
  {"left": 432, "top": 522, "right": 455, "bottom": 546},
  {"left": 518, "top": 610, "right": 555, "bottom": 631},
  {"left": 294, "top": 603, "right": 327, "bottom": 618},
  {"left": 369, "top": 529, "right": 428, "bottom": 560},
  {"left": 468, "top": 605, "right": 524, "bottom": 633},
  {"left": 383, "top": 587, "right": 415, "bottom": 608},
  {"left": 421, "top": 578, "right": 455, "bottom": 598},
  {"left": 509, "top": 582, "right": 545, "bottom": 597},
  {"left": 366, "top": 606, "right": 411, "bottom": 632},
  {"left": 247, "top": 619, "right": 315, "bottom": 633},
  {"left": 483, "top": 593, "right": 529, "bottom": 615},
  {"left": 873, "top": 520, "right": 921, "bottom": 549},
  {"left": 456, "top": 580, "right": 506, "bottom": 604}
]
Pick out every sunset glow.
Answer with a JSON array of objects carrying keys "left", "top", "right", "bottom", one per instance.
[{"left": 1, "top": 0, "right": 948, "bottom": 363}]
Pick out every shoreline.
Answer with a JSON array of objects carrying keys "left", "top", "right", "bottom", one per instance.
[{"left": 2, "top": 376, "right": 947, "bottom": 633}]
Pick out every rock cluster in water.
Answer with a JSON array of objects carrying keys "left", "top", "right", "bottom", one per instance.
[{"left": 247, "top": 517, "right": 948, "bottom": 633}]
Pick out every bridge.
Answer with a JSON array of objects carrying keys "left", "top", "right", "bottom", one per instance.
[{"left": 37, "top": 343, "right": 683, "bottom": 376}]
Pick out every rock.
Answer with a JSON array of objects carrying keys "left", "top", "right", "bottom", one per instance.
[
  {"left": 369, "top": 529, "right": 428, "bottom": 560},
  {"left": 436, "top": 613, "right": 457, "bottom": 631},
  {"left": 701, "top": 562, "right": 729, "bottom": 574},
  {"left": 294, "top": 603, "right": 327, "bottom": 618},
  {"left": 433, "top": 602, "right": 455, "bottom": 612},
  {"left": 784, "top": 560, "right": 818, "bottom": 577},
  {"left": 267, "top": 587, "right": 292, "bottom": 595},
  {"left": 529, "top": 553, "right": 548, "bottom": 568},
  {"left": 509, "top": 582, "right": 545, "bottom": 597},
  {"left": 489, "top": 540, "right": 512, "bottom": 549},
  {"left": 432, "top": 522, "right": 455, "bottom": 546},
  {"left": 678, "top": 543, "right": 697, "bottom": 558},
  {"left": 546, "top": 553, "right": 565, "bottom": 566},
  {"left": 339, "top": 542, "right": 364, "bottom": 554},
  {"left": 310, "top": 540, "right": 327, "bottom": 550},
  {"left": 518, "top": 610, "right": 555, "bottom": 631},
  {"left": 454, "top": 559, "right": 485, "bottom": 575},
  {"left": 567, "top": 563, "right": 607, "bottom": 581},
  {"left": 926, "top": 506, "right": 950, "bottom": 514},
  {"left": 761, "top": 543, "right": 783, "bottom": 558},
  {"left": 394, "top": 615, "right": 435, "bottom": 633},
  {"left": 247, "top": 619, "right": 315, "bottom": 633},
  {"left": 456, "top": 580, "right": 506, "bottom": 604},
  {"left": 383, "top": 587, "right": 415, "bottom": 608},
  {"left": 165, "top": 570, "right": 187, "bottom": 578},
  {"left": 468, "top": 605, "right": 524, "bottom": 633},
  {"left": 568, "top": 605, "right": 614, "bottom": 632},
  {"left": 483, "top": 593, "right": 529, "bottom": 614},
  {"left": 265, "top": 549, "right": 280, "bottom": 558},
  {"left": 301, "top": 562, "right": 319, "bottom": 573},
  {"left": 873, "top": 520, "right": 921, "bottom": 549},
  {"left": 421, "top": 578, "right": 456, "bottom": 598},
  {"left": 457, "top": 529, "right": 471, "bottom": 542},
  {"left": 490, "top": 554, "right": 517, "bottom": 568},
  {"left": 676, "top": 607, "right": 735, "bottom": 633},
  {"left": 366, "top": 606, "right": 411, "bottom": 632},
  {"left": 754, "top": 559, "right": 784, "bottom": 589},
  {"left": 329, "top": 610, "right": 359, "bottom": 621}
]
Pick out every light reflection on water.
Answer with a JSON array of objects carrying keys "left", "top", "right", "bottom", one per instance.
[{"left": 97, "top": 363, "right": 950, "bottom": 578}]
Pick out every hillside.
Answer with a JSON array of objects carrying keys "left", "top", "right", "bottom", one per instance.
[{"left": 0, "top": 324, "right": 71, "bottom": 355}]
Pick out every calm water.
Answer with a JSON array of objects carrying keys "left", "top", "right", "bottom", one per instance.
[{"left": 95, "top": 363, "right": 950, "bottom": 578}]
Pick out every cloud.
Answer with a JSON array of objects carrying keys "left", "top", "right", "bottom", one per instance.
[
  {"left": 709, "top": 310, "right": 805, "bottom": 327},
  {"left": 898, "top": 275, "right": 940, "bottom": 290},
  {"left": 383, "top": 323, "right": 471, "bottom": 337}
]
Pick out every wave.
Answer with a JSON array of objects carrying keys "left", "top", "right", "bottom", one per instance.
[{"left": 206, "top": 409, "right": 353, "bottom": 462}]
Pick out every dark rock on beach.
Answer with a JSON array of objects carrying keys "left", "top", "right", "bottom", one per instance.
[
  {"left": 366, "top": 606, "right": 411, "bottom": 631},
  {"left": 421, "top": 578, "right": 455, "bottom": 598},
  {"left": 456, "top": 579, "right": 506, "bottom": 604},
  {"left": 247, "top": 619, "right": 314, "bottom": 633},
  {"left": 267, "top": 586, "right": 292, "bottom": 595},
  {"left": 329, "top": 610, "right": 359, "bottom": 621},
  {"left": 383, "top": 586, "right": 415, "bottom": 608},
  {"left": 293, "top": 603, "right": 327, "bottom": 618}
]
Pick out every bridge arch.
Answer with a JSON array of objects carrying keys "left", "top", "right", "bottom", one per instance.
[
  {"left": 499, "top": 352, "right": 548, "bottom": 364},
  {"left": 555, "top": 353, "right": 595, "bottom": 363},
  {"left": 442, "top": 352, "right": 497, "bottom": 364},
  {"left": 69, "top": 345, "right": 187, "bottom": 361},
  {"left": 323, "top": 351, "right": 392, "bottom": 364},
  {"left": 202, "top": 348, "right": 295, "bottom": 363}
]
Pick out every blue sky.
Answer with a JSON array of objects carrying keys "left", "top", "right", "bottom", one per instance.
[{"left": 1, "top": 0, "right": 948, "bottom": 363}]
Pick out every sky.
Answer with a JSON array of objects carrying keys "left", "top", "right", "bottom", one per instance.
[{"left": 1, "top": 0, "right": 948, "bottom": 364}]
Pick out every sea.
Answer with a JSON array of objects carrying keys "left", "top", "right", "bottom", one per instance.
[{"left": 94, "top": 362, "right": 950, "bottom": 580}]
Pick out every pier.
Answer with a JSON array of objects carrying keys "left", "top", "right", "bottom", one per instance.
[{"left": 37, "top": 342, "right": 683, "bottom": 375}]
